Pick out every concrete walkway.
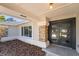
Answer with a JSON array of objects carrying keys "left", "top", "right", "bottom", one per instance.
[{"left": 43, "top": 44, "right": 79, "bottom": 56}]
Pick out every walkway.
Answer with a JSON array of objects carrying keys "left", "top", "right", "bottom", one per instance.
[{"left": 42, "top": 44, "right": 79, "bottom": 56}]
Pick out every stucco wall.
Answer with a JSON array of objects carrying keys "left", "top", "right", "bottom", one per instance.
[
  {"left": 8, "top": 26, "right": 19, "bottom": 36},
  {"left": 16, "top": 21, "right": 49, "bottom": 48},
  {"left": 0, "top": 26, "right": 20, "bottom": 41}
]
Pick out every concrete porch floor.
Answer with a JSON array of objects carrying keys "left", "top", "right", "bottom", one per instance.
[{"left": 42, "top": 44, "right": 79, "bottom": 56}]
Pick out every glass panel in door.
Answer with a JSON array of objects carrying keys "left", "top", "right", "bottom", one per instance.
[
  {"left": 50, "top": 22, "right": 71, "bottom": 47},
  {"left": 59, "top": 22, "right": 71, "bottom": 47},
  {"left": 50, "top": 24, "right": 60, "bottom": 44}
]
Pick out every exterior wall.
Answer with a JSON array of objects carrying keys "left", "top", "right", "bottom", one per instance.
[
  {"left": 76, "top": 15, "right": 79, "bottom": 53},
  {"left": 16, "top": 21, "right": 49, "bottom": 48},
  {"left": 0, "top": 26, "right": 20, "bottom": 42},
  {"left": 0, "top": 20, "right": 49, "bottom": 48},
  {"left": 8, "top": 26, "right": 19, "bottom": 36}
]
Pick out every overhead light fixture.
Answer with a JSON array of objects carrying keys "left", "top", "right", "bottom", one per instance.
[{"left": 49, "top": 3, "right": 53, "bottom": 9}]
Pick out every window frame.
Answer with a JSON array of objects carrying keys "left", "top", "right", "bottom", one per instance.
[{"left": 21, "top": 26, "right": 32, "bottom": 37}]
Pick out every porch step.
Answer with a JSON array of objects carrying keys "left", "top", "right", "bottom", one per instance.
[{"left": 42, "top": 44, "right": 79, "bottom": 56}]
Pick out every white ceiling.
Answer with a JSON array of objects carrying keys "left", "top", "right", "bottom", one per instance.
[
  {"left": 0, "top": 3, "right": 69, "bottom": 19},
  {"left": 0, "top": 3, "right": 79, "bottom": 21},
  {"left": 18, "top": 3, "right": 50, "bottom": 16},
  {"left": 12, "top": 3, "right": 69, "bottom": 16}
]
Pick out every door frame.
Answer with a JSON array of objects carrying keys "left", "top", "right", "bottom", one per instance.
[{"left": 48, "top": 17, "right": 76, "bottom": 49}]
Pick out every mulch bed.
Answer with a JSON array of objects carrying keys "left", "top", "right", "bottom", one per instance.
[{"left": 0, "top": 39, "right": 45, "bottom": 56}]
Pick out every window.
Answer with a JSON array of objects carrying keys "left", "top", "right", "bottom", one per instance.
[{"left": 21, "top": 26, "right": 32, "bottom": 37}]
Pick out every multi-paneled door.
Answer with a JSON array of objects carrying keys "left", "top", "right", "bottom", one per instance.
[{"left": 48, "top": 17, "right": 76, "bottom": 49}]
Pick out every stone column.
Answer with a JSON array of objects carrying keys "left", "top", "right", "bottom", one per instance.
[
  {"left": 39, "top": 25, "right": 48, "bottom": 42},
  {"left": 39, "top": 17, "right": 49, "bottom": 42}
]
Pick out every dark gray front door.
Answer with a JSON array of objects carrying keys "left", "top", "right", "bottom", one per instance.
[{"left": 48, "top": 18, "right": 76, "bottom": 49}]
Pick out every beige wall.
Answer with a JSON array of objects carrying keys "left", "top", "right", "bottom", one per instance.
[{"left": 16, "top": 21, "right": 49, "bottom": 48}]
